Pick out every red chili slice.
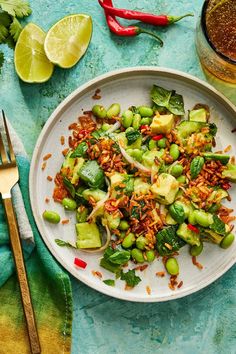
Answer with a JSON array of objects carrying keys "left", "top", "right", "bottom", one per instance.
[
  {"left": 74, "top": 257, "right": 87, "bottom": 269},
  {"left": 104, "top": 199, "right": 119, "bottom": 212},
  {"left": 187, "top": 224, "right": 200, "bottom": 233},
  {"left": 140, "top": 125, "right": 149, "bottom": 130},
  {"left": 152, "top": 134, "right": 164, "bottom": 141}
]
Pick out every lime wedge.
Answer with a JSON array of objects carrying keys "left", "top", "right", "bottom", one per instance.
[
  {"left": 44, "top": 14, "right": 92, "bottom": 69},
  {"left": 14, "top": 23, "right": 54, "bottom": 83}
]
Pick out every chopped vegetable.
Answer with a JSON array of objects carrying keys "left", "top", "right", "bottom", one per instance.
[
  {"left": 120, "top": 269, "right": 141, "bottom": 287},
  {"left": 74, "top": 257, "right": 87, "bottom": 269}
]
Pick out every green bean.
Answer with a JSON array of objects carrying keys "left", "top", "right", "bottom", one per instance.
[
  {"left": 43, "top": 210, "right": 60, "bottom": 224},
  {"left": 132, "top": 113, "right": 141, "bottom": 130},
  {"left": 122, "top": 110, "right": 133, "bottom": 128},
  {"left": 138, "top": 106, "right": 154, "bottom": 117},
  {"left": 122, "top": 233, "right": 135, "bottom": 249},
  {"left": 136, "top": 236, "right": 147, "bottom": 250},
  {"left": 220, "top": 233, "right": 235, "bottom": 249},
  {"left": 140, "top": 117, "right": 152, "bottom": 126},
  {"left": 170, "top": 164, "right": 183, "bottom": 177},
  {"left": 131, "top": 248, "right": 145, "bottom": 263},
  {"left": 169, "top": 144, "right": 180, "bottom": 161},
  {"left": 106, "top": 103, "right": 120, "bottom": 118},
  {"left": 62, "top": 198, "right": 77, "bottom": 211},
  {"left": 194, "top": 210, "right": 213, "bottom": 227},
  {"left": 190, "top": 243, "right": 203, "bottom": 256},
  {"left": 119, "top": 220, "right": 129, "bottom": 231},
  {"left": 177, "top": 175, "right": 186, "bottom": 184},
  {"left": 148, "top": 139, "right": 157, "bottom": 150},
  {"left": 101, "top": 123, "right": 111, "bottom": 131},
  {"left": 92, "top": 104, "right": 107, "bottom": 119},
  {"left": 146, "top": 250, "right": 155, "bottom": 262},
  {"left": 157, "top": 138, "right": 167, "bottom": 148},
  {"left": 165, "top": 257, "right": 179, "bottom": 275}
]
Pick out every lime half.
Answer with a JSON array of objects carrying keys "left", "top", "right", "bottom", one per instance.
[
  {"left": 44, "top": 14, "right": 92, "bottom": 69},
  {"left": 14, "top": 23, "right": 54, "bottom": 83}
]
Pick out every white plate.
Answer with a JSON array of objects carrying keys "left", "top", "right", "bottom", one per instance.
[{"left": 30, "top": 67, "right": 236, "bottom": 302}]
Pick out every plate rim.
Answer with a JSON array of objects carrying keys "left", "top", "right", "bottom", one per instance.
[{"left": 29, "top": 66, "right": 236, "bottom": 302}]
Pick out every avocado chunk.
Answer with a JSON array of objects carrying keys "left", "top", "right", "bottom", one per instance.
[
  {"left": 110, "top": 172, "right": 124, "bottom": 187},
  {"left": 76, "top": 222, "right": 102, "bottom": 248},
  {"left": 103, "top": 211, "right": 120, "bottom": 229},
  {"left": 150, "top": 114, "right": 174, "bottom": 134},
  {"left": 82, "top": 189, "right": 107, "bottom": 202},
  {"left": 222, "top": 163, "right": 236, "bottom": 182},
  {"left": 151, "top": 173, "right": 179, "bottom": 205},
  {"left": 134, "top": 177, "right": 150, "bottom": 195},
  {"left": 142, "top": 149, "right": 164, "bottom": 167},
  {"left": 189, "top": 108, "right": 207, "bottom": 123},
  {"left": 203, "top": 153, "right": 230, "bottom": 165},
  {"left": 78, "top": 160, "right": 105, "bottom": 188},
  {"left": 177, "top": 223, "right": 200, "bottom": 246}
]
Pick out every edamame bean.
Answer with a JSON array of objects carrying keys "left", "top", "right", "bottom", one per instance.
[
  {"left": 140, "top": 117, "right": 152, "bottom": 126},
  {"left": 169, "top": 144, "right": 180, "bottom": 161},
  {"left": 136, "top": 236, "right": 147, "bottom": 250},
  {"left": 220, "top": 233, "right": 235, "bottom": 249},
  {"left": 119, "top": 220, "right": 129, "bottom": 231},
  {"left": 92, "top": 104, "right": 107, "bottom": 119},
  {"left": 122, "top": 110, "right": 133, "bottom": 128},
  {"left": 131, "top": 248, "right": 145, "bottom": 263},
  {"left": 194, "top": 210, "right": 213, "bottom": 227},
  {"left": 157, "top": 138, "right": 167, "bottom": 148},
  {"left": 190, "top": 243, "right": 203, "bottom": 256},
  {"left": 138, "top": 106, "right": 154, "bottom": 117},
  {"left": 62, "top": 198, "right": 77, "bottom": 211},
  {"left": 106, "top": 103, "right": 121, "bottom": 118},
  {"left": 132, "top": 113, "right": 141, "bottom": 129},
  {"left": 101, "top": 123, "right": 111, "bottom": 131},
  {"left": 170, "top": 164, "right": 183, "bottom": 178},
  {"left": 43, "top": 210, "right": 60, "bottom": 224},
  {"left": 177, "top": 175, "right": 186, "bottom": 184},
  {"left": 149, "top": 139, "right": 157, "bottom": 150},
  {"left": 122, "top": 233, "right": 135, "bottom": 249},
  {"left": 165, "top": 257, "right": 179, "bottom": 275},
  {"left": 146, "top": 250, "right": 155, "bottom": 262}
]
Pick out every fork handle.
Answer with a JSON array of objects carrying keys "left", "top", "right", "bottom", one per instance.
[{"left": 3, "top": 197, "right": 41, "bottom": 354}]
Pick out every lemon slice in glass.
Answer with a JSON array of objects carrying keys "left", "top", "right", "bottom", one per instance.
[
  {"left": 44, "top": 14, "right": 93, "bottom": 69},
  {"left": 14, "top": 23, "right": 54, "bottom": 83}
]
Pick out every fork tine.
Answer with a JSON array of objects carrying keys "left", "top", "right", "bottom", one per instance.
[
  {"left": 0, "top": 129, "right": 8, "bottom": 165},
  {"left": 2, "top": 110, "right": 15, "bottom": 163}
]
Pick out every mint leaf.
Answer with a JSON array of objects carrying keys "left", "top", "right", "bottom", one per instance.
[
  {"left": 209, "top": 215, "right": 226, "bottom": 235},
  {"left": 55, "top": 239, "right": 77, "bottom": 248},
  {"left": 108, "top": 250, "right": 130, "bottom": 265},
  {"left": 125, "top": 130, "right": 141, "bottom": 145},
  {"left": 120, "top": 269, "right": 141, "bottom": 287},
  {"left": 70, "top": 142, "right": 88, "bottom": 158},
  {"left": 151, "top": 85, "right": 172, "bottom": 108},
  {"left": 103, "top": 279, "right": 115, "bottom": 286}
]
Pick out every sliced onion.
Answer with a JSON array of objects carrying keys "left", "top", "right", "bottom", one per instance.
[
  {"left": 79, "top": 226, "right": 111, "bottom": 253},
  {"left": 151, "top": 165, "right": 159, "bottom": 184},
  {"left": 106, "top": 121, "right": 121, "bottom": 134},
  {"left": 118, "top": 141, "right": 151, "bottom": 175},
  {"left": 87, "top": 178, "right": 111, "bottom": 221}
]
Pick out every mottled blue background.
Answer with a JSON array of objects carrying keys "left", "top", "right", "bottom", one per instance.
[{"left": 1, "top": 1, "right": 236, "bottom": 353}]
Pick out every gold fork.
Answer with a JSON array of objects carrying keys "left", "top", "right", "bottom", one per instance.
[{"left": 0, "top": 111, "right": 41, "bottom": 354}]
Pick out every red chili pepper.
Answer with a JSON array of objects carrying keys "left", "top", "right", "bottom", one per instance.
[
  {"left": 187, "top": 224, "right": 200, "bottom": 233},
  {"left": 104, "top": 198, "right": 119, "bottom": 212},
  {"left": 74, "top": 257, "right": 87, "bottom": 269},
  {"left": 101, "top": 0, "right": 163, "bottom": 45},
  {"left": 152, "top": 134, "right": 164, "bottom": 141},
  {"left": 140, "top": 125, "right": 149, "bottom": 130},
  {"left": 99, "top": 0, "right": 193, "bottom": 26}
]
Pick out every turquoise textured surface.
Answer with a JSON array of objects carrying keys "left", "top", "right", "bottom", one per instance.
[{"left": 0, "top": 0, "right": 236, "bottom": 353}]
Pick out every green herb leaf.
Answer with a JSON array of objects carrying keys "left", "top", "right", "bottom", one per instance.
[
  {"left": 168, "top": 93, "right": 185, "bottom": 115},
  {"left": 0, "top": 50, "right": 4, "bottom": 74},
  {"left": 190, "top": 156, "right": 204, "bottom": 179},
  {"left": 55, "top": 239, "right": 77, "bottom": 248},
  {"left": 70, "top": 142, "right": 88, "bottom": 158},
  {"left": 108, "top": 250, "right": 130, "bottom": 265},
  {"left": 9, "top": 17, "right": 22, "bottom": 41},
  {"left": 103, "top": 279, "right": 115, "bottom": 286},
  {"left": 125, "top": 130, "right": 141, "bottom": 145},
  {"left": 63, "top": 177, "right": 76, "bottom": 198},
  {"left": 169, "top": 203, "right": 185, "bottom": 224},
  {"left": 120, "top": 269, "right": 141, "bottom": 287},
  {"left": 151, "top": 85, "right": 172, "bottom": 108},
  {"left": 209, "top": 123, "right": 217, "bottom": 136},
  {"left": 0, "top": 0, "right": 32, "bottom": 18},
  {"left": 0, "top": 22, "right": 8, "bottom": 42},
  {"left": 209, "top": 214, "right": 226, "bottom": 235},
  {"left": 156, "top": 225, "right": 186, "bottom": 256}
]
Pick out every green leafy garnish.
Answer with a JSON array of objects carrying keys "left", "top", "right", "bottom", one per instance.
[
  {"left": 151, "top": 85, "right": 185, "bottom": 116},
  {"left": 9, "top": 17, "right": 22, "bottom": 41},
  {"left": 55, "top": 239, "right": 77, "bottom": 248},
  {"left": 63, "top": 177, "right": 76, "bottom": 198},
  {"left": 0, "top": 0, "right": 31, "bottom": 18},
  {"left": 209, "top": 123, "right": 217, "bottom": 136},
  {"left": 70, "top": 142, "right": 88, "bottom": 158},
  {"left": 103, "top": 279, "right": 115, "bottom": 286},
  {"left": 108, "top": 250, "right": 130, "bottom": 265},
  {"left": 190, "top": 156, "right": 204, "bottom": 179},
  {"left": 169, "top": 203, "right": 185, "bottom": 224},
  {"left": 156, "top": 226, "right": 186, "bottom": 256},
  {"left": 120, "top": 269, "right": 141, "bottom": 287},
  {"left": 209, "top": 214, "right": 226, "bottom": 235},
  {"left": 125, "top": 130, "right": 141, "bottom": 145}
]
